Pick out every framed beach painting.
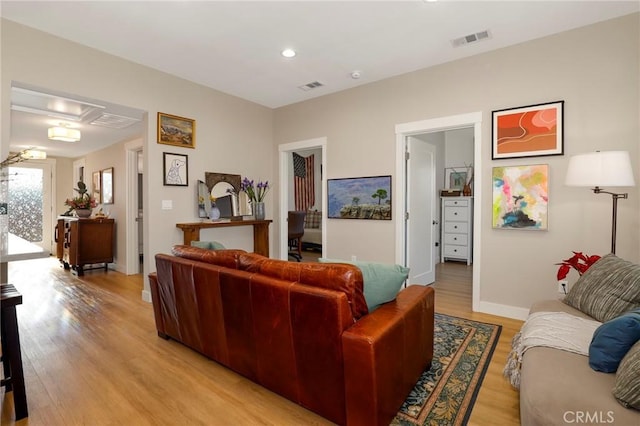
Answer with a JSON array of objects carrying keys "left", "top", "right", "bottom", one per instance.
[
  {"left": 327, "top": 175, "right": 391, "bottom": 220},
  {"left": 492, "top": 164, "right": 548, "bottom": 230},
  {"left": 157, "top": 112, "right": 196, "bottom": 148},
  {"left": 492, "top": 100, "right": 563, "bottom": 159}
]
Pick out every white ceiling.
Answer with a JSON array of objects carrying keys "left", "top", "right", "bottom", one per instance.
[
  {"left": 9, "top": 82, "right": 146, "bottom": 158},
  {"left": 3, "top": 1, "right": 638, "bottom": 158}
]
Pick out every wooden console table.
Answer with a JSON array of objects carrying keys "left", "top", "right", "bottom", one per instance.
[{"left": 176, "top": 220, "right": 272, "bottom": 257}]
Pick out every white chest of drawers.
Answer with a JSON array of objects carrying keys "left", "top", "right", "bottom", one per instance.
[{"left": 440, "top": 197, "right": 473, "bottom": 265}]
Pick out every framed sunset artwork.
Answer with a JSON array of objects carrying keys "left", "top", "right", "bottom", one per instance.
[{"left": 492, "top": 101, "right": 564, "bottom": 159}]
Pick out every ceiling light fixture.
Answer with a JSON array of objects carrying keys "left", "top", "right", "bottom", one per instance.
[
  {"left": 281, "top": 48, "right": 296, "bottom": 58},
  {"left": 22, "top": 149, "right": 47, "bottom": 160},
  {"left": 48, "top": 125, "right": 81, "bottom": 142}
]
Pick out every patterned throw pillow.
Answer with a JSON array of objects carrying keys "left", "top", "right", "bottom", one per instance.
[
  {"left": 613, "top": 340, "right": 640, "bottom": 410},
  {"left": 564, "top": 254, "right": 640, "bottom": 323},
  {"left": 305, "top": 210, "right": 321, "bottom": 229}
]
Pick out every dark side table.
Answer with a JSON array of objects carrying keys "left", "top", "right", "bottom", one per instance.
[{"left": 1, "top": 283, "right": 28, "bottom": 420}]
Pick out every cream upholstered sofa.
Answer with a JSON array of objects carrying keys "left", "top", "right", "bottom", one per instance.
[
  {"left": 301, "top": 210, "right": 322, "bottom": 250},
  {"left": 517, "top": 254, "right": 640, "bottom": 426}
]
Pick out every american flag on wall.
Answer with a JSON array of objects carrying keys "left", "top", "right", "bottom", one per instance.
[{"left": 293, "top": 152, "right": 315, "bottom": 211}]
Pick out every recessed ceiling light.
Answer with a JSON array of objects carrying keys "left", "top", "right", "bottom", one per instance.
[{"left": 281, "top": 48, "right": 296, "bottom": 58}]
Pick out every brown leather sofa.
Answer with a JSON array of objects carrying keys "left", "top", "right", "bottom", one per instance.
[{"left": 149, "top": 246, "right": 435, "bottom": 426}]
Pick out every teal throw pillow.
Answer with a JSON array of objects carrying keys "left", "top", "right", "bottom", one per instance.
[
  {"left": 589, "top": 307, "right": 640, "bottom": 373},
  {"left": 190, "top": 240, "right": 226, "bottom": 250},
  {"left": 319, "top": 258, "right": 409, "bottom": 311}
]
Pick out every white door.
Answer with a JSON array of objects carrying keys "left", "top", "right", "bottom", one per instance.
[
  {"left": 406, "top": 137, "right": 436, "bottom": 285},
  {"left": 8, "top": 162, "right": 54, "bottom": 252}
]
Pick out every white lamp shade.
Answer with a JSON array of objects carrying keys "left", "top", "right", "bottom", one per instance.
[
  {"left": 565, "top": 151, "right": 635, "bottom": 187},
  {"left": 48, "top": 126, "right": 81, "bottom": 142}
]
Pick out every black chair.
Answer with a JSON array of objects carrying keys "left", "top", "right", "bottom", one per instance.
[{"left": 288, "top": 211, "right": 307, "bottom": 262}]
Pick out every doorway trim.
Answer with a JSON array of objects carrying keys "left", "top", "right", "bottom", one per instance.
[
  {"left": 125, "top": 138, "right": 143, "bottom": 276},
  {"left": 278, "top": 137, "right": 327, "bottom": 260},
  {"left": 395, "top": 112, "right": 482, "bottom": 311}
]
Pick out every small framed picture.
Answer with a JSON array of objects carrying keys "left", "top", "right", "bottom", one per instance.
[
  {"left": 163, "top": 153, "right": 188, "bottom": 186},
  {"left": 444, "top": 167, "right": 468, "bottom": 190},
  {"left": 492, "top": 100, "right": 564, "bottom": 159},
  {"left": 157, "top": 112, "right": 195, "bottom": 148},
  {"left": 92, "top": 171, "right": 102, "bottom": 203}
]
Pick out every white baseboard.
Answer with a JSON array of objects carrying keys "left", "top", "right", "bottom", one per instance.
[
  {"left": 476, "top": 301, "right": 529, "bottom": 321},
  {"left": 111, "top": 263, "right": 125, "bottom": 273},
  {"left": 141, "top": 290, "right": 151, "bottom": 303}
]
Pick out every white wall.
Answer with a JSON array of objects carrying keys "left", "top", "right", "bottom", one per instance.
[
  {"left": 81, "top": 137, "right": 134, "bottom": 272},
  {"left": 2, "top": 19, "right": 274, "bottom": 300},
  {"left": 274, "top": 14, "right": 639, "bottom": 315},
  {"left": 444, "top": 128, "right": 473, "bottom": 171},
  {"left": 3, "top": 14, "right": 639, "bottom": 316}
]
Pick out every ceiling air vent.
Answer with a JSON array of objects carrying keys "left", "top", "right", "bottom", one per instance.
[
  {"left": 451, "top": 29, "right": 492, "bottom": 48},
  {"left": 298, "top": 81, "right": 324, "bottom": 91},
  {"left": 90, "top": 113, "right": 141, "bottom": 129}
]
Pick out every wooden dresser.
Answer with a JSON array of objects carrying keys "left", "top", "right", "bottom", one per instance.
[
  {"left": 55, "top": 218, "right": 115, "bottom": 276},
  {"left": 440, "top": 197, "right": 473, "bottom": 265}
]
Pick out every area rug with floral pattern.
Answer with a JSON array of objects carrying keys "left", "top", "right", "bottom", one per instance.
[{"left": 392, "top": 313, "right": 502, "bottom": 426}]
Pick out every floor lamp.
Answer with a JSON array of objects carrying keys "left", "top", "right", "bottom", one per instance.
[{"left": 565, "top": 151, "right": 635, "bottom": 254}]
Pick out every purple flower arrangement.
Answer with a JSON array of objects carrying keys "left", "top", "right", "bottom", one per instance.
[{"left": 241, "top": 177, "right": 270, "bottom": 203}]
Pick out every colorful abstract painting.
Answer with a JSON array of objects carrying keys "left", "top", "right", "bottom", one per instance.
[
  {"left": 492, "top": 164, "right": 548, "bottom": 230},
  {"left": 492, "top": 101, "right": 563, "bottom": 159}
]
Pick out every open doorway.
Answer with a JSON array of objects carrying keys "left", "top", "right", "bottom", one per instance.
[
  {"left": 9, "top": 82, "right": 145, "bottom": 276},
  {"left": 7, "top": 160, "right": 55, "bottom": 252},
  {"left": 395, "top": 112, "right": 482, "bottom": 311},
  {"left": 125, "top": 139, "right": 144, "bottom": 275},
  {"left": 278, "top": 138, "right": 327, "bottom": 261}
]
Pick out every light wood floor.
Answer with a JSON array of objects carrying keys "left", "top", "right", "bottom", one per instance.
[{"left": 1, "top": 257, "right": 522, "bottom": 425}]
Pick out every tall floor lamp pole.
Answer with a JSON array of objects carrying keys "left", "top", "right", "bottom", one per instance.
[
  {"left": 566, "top": 151, "right": 635, "bottom": 255},
  {"left": 592, "top": 187, "right": 628, "bottom": 254}
]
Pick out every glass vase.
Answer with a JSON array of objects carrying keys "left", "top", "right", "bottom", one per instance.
[
  {"left": 253, "top": 202, "right": 265, "bottom": 220},
  {"left": 209, "top": 205, "right": 221, "bottom": 221}
]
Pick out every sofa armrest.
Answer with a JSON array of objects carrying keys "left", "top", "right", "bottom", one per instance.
[
  {"left": 148, "top": 272, "right": 167, "bottom": 338},
  {"left": 342, "top": 285, "right": 434, "bottom": 426}
]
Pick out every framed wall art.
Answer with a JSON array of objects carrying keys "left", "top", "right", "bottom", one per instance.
[
  {"left": 163, "top": 153, "right": 188, "bottom": 186},
  {"left": 92, "top": 171, "right": 102, "bottom": 203},
  {"left": 327, "top": 175, "right": 391, "bottom": 220},
  {"left": 157, "top": 112, "right": 195, "bottom": 148},
  {"left": 492, "top": 100, "right": 563, "bottom": 159},
  {"left": 101, "top": 167, "right": 114, "bottom": 204},
  {"left": 492, "top": 164, "right": 548, "bottom": 230},
  {"left": 444, "top": 167, "right": 468, "bottom": 190}
]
